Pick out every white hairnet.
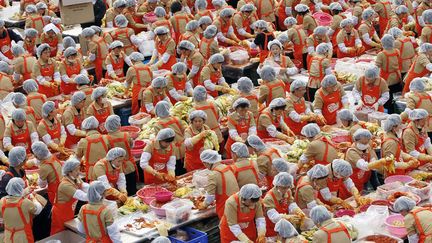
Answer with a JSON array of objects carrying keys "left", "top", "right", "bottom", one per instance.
[
  {"left": 365, "top": 65, "right": 380, "bottom": 79},
  {"left": 362, "top": 8, "right": 375, "bottom": 20},
  {"left": 239, "top": 184, "right": 262, "bottom": 199},
  {"left": 113, "top": 0, "right": 126, "bottom": 8},
  {"left": 193, "top": 85, "right": 207, "bottom": 101},
  {"left": 294, "top": 4, "right": 309, "bottom": 12},
  {"left": 419, "top": 43, "right": 432, "bottom": 53},
  {"left": 353, "top": 128, "right": 372, "bottom": 141},
  {"left": 51, "top": 17, "right": 61, "bottom": 25},
  {"left": 387, "top": 27, "right": 403, "bottom": 38},
  {"left": 329, "top": 2, "right": 342, "bottom": 11},
  {"left": 75, "top": 74, "right": 90, "bottom": 85},
  {"left": 151, "top": 77, "right": 167, "bottom": 88},
  {"left": 12, "top": 45, "right": 25, "bottom": 57},
  {"left": 71, "top": 91, "right": 86, "bottom": 106},
  {"left": 290, "top": 79, "right": 307, "bottom": 93},
  {"left": 310, "top": 205, "right": 332, "bottom": 225},
  {"left": 321, "top": 74, "right": 337, "bottom": 88},
  {"left": 105, "top": 115, "right": 121, "bottom": 133},
  {"left": 273, "top": 172, "right": 293, "bottom": 187},
  {"left": 272, "top": 158, "right": 289, "bottom": 172},
  {"left": 81, "top": 116, "right": 99, "bottom": 130},
  {"left": 106, "top": 147, "right": 126, "bottom": 161},
  {"left": 307, "top": 164, "right": 329, "bottom": 179},
  {"left": 109, "top": 40, "right": 124, "bottom": 49},
  {"left": 275, "top": 219, "right": 298, "bottom": 238},
  {"left": 410, "top": 78, "right": 426, "bottom": 92},
  {"left": 395, "top": 5, "right": 408, "bottom": 14},
  {"left": 316, "top": 42, "right": 331, "bottom": 54},
  {"left": 62, "top": 158, "right": 81, "bottom": 176},
  {"left": 423, "top": 9, "right": 432, "bottom": 24},
  {"left": 64, "top": 47, "right": 77, "bottom": 58},
  {"left": 156, "top": 128, "right": 175, "bottom": 141},
  {"left": 284, "top": 17, "right": 297, "bottom": 26},
  {"left": 260, "top": 66, "right": 277, "bottom": 81},
  {"left": 82, "top": 27, "right": 96, "bottom": 38},
  {"left": 314, "top": 26, "right": 328, "bottom": 35},
  {"left": 114, "top": 14, "right": 128, "bottom": 27},
  {"left": 129, "top": 52, "right": 144, "bottom": 62},
  {"left": 42, "top": 101, "right": 55, "bottom": 118},
  {"left": 23, "top": 79, "right": 39, "bottom": 93},
  {"left": 154, "top": 26, "right": 169, "bottom": 35},
  {"left": 231, "top": 142, "right": 249, "bottom": 158},
  {"left": 0, "top": 61, "right": 9, "bottom": 73},
  {"left": 155, "top": 101, "right": 171, "bottom": 118},
  {"left": 409, "top": 108, "right": 429, "bottom": 120},
  {"left": 152, "top": 236, "right": 170, "bottom": 243},
  {"left": 88, "top": 181, "right": 107, "bottom": 203},
  {"left": 269, "top": 98, "right": 287, "bottom": 109},
  {"left": 125, "top": 0, "right": 136, "bottom": 7},
  {"left": 381, "top": 34, "right": 395, "bottom": 50},
  {"left": 220, "top": 8, "right": 235, "bottom": 17},
  {"left": 301, "top": 123, "right": 320, "bottom": 138},
  {"left": 186, "top": 20, "right": 199, "bottom": 31},
  {"left": 212, "top": 0, "right": 225, "bottom": 7},
  {"left": 154, "top": 7, "right": 166, "bottom": 17},
  {"left": 247, "top": 135, "right": 266, "bottom": 151},
  {"left": 267, "top": 39, "right": 282, "bottom": 50},
  {"left": 26, "top": 4, "right": 37, "bottom": 13},
  {"left": 12, "top": 109, "right": 26, "bottom": 121},
  {"left": 8, "top": 146, "right": 26, "bottom": 167},
  {"left": 232, "top": 98, "right": 250, "bottom": 109},
  {"left": 200, "top": 149, "right": 222, "bottom": 164},
  {"left": 203, "top": 25, "right": 218, "bottom": 38},
  {"left": 277, "top": 33, "right": 289, "bottom": 44},
  {"left": 340, "top": 18, "right": 353, "bottom": 28},
  {"left": 209, "top": 53, "right": 224, "bottom": 64},
  {"left": 337, "top": 109, "right": 357, "bottom": 122},
  {"left": 199, "top": 16, "right": 212, "bottom": 26},
  {"left": 6, "top": 178, "right": 25, "bottom": 197},
  {"left": 31, "top": 141, "right": 51, "bottom": 160},
  {"left": 36, "top": 43, "right": 51, "bottom": 58},
  {"left": 332, "top": 159, "right": 353, "bottom": 177},
  {"left": 237, "top": 77, "right": 253, "bottom": 93},
  {"left": 383, "top": 114, "right": 401, "bottom": 132},
  {"left": 36, "top": 2, "right": 47, "bottom": 9},
  {"left": 178, "top": 40, "right": 195, "bottom": 51},
  {"left": 91, "top": 25, "right": 103, "bottom": 34},
  {"left": 195, "top": 0, "right": 207, "bottom": 9},
  {"left": 24, "top": 28, "right": 38, "bottom": 38},
  {"left": 189, "top": 110, "right": 207, "bottom": 121},
  {"left": 394, "top": 196, "right": 416, "bottom": 212},
  {"left": 240, "top": 3, "right": 255, "bottom": 12},
  {"left": 12, "top": 92, "right": 26, "bottom": 106},
  {"left": 254, "top": 20, "right": 268, "bottom": 29},
  {"left": 91, "top": 87, "right": 108, "bottom": 100}
]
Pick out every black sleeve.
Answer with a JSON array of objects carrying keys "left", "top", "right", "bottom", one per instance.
[
  {"left": 0, "top": 174, "right": 12, "bottom": 199},
  {"left": 8, "top": 29, "right": 23, "bottom": 43},
  {"left": 94, "top": 0, "right": 107, "bottom": 26},
  {"left": 254, "top": 33, "right": 264, "bottom": 49}
]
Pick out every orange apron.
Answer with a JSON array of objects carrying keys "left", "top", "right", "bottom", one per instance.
[
  {"left": 220, "top": 194, "right": 257, "bottom": 243},
  {"left": 265, "top": 189, "right": 289, "bottom": 237},
  {"left": 10, "top": 123, "right": 31, "bottom": 154},
  {"left": 184, "top": 129, "right": 206, "bottom": 172},
  {"left": 264, "top": 80, "right": 286, "bottom": 105},
  {"left": 285, "top": 97, "right": 307, "bottom": 135},
  {"left": 140, "top": 87, "right": 166, "bottom": 115},
  {"left": 214, "top": 165, "right": 233, "bottom": 218},
  {"left": 199, "top": 37, "right": 214, "bottom": 60},
  {"left": 217, "top": 17, "right": 232, "bottom": 47},
  {"left": 24, "top": 41, "right": 36, "bottom": 56},
  {"left": 403, "top": 58, "right": 430, "bottom": 94},
  {"left": 22, "top": 55, "right": 33, "bottom": 81},
  {"left": 82, "top": 205, "right": 113, "bottom": 243},
  {"left": 207, "top": 68, "right": 222, "bottom": 97},
  {"left": 292, "top": 25, "right": 306, "bottom": 66},
  {"left": 307, "top": 55, "right": 325, "bottom": 100},
  {"left": 410, "top": 207, "right": 432, "bottom": 243},
  {"left": 277, "top": 0, "right": 289, "bottom": 30},
  {"left": 45, "top": 156, "right": 62, "bottom": 204},
  {"left": 224, "top": 115, "right": 252, "bottom": 159},
  {"left": 294, "top": 176, "right": 313, "bottom": 207},
  {"left": 64, "top": 109, "right": 83, "bottom": 148},
  {"left": 317, "top": 175, "right": 343, "bottom": 205},
  {"left": 159, "top": 117, "right": 184, "bottom": 157},
  {"left": 336, "top": 33, "right": 356, "bottom": 58},
  {"left": 360, "top": 22, "right": 376, "bottom": 51},
  {"left": 349, "top": 151, "right": 371, "bottom": 192},
  {"left": 103, "top": 159, "right": 120, "bottom": 187},
  {"left": 257, "top": 111, "right": 281, "bottom": 139},
  {"left": 379, "top": 50, "right": 401, "bottom": 82},
  {"left": 43, "top": 36, "right": 58, "bottom": 57},
  {"left": 1, "top": 198, "right": 34, "bottom": 243},
  {"left": 233, "top": 13, "right": 253, "bottom": 40},
  {"left": 50, "top": 179, "right": 79, "bottom": 235},
  {"left": 106, "top": 133, "right": 138, "bottom": 179},
  {"left": 196, "top": 103, "right": 220, "bottom": 131},
  {"left": 257, "top": 0, "right": 275, "bottom": 19},
  {"left": 43, "top": 117, "right": 61, "bottom": 142},
  {"left": 360, "top": 77, "right": 384, "bottom": 112},
  {"left": 84, "top": 135, "right": 109, "bottom": 181},
  {"left": 112, "top": 29, "right": 136, "bottom": 54},
  {"left": 381, "top": 137, "right": 405, "bottom": 176},
  {"left": 378, "top": 1, "right": 391, "bottom": 37},
  {"left": 131, "top": 65, "right": 152, "bottom": 114},
  {"left": 403, "top": 125, "right": 427, "bottom": 162},
  {"left": 261, "top": 148, "right": 282, "bottom": 188},
  {"left": 38, "top": 61, "right": 58, "bottom": 98},
  {"left": 156, "top": 38, "right": 177, "bottom": 70},
  {"left": 173, "top": 15, "right": 190, "bottom": 43},
  {"left": 186, "top": 55, "right": 204, "bottom": 87},
  {"left": 0, "top": 30, "right": 14, "bottom": 60},
  {"left": 259, "top": 32, "right": 275, "bottom": 63},
  {"left": 91, "top": 103, "right": 111, "bottom": 134},
  {"left": 61, "top": 60, "right": 80, "bottom": 95},
  {"left": 319, "top": 89, "right": 342, "bottom": 125},
  {"left": 320, "top": 221, "right": 350, "bottom": 242},
  {"left": 399, "top": 37, "right": 416, "bottom": 72},
  {"left": 27, "top": 94, "right": 47, "bottom": 120},
  {"left": 315, "top": 137, "right": 336, "bottom": 165},
  {"left": 92, "top": 38, "right": 108, "bottom": 81},
  {"left": 167, "top": 73, "right": 187, "bottom": 104},
  {"left": 231, "top": 159, "right": 259, "bottom": 184},
  {"left": 105, "top": 54, "right": 125, "bottom": 79},
  {"left": 144, "top": 141, "right": 172, "bottom": 184}
]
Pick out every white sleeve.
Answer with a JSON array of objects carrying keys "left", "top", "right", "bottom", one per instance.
[
  {"left": 61, "top": 74, "right": 72, "bottom": 83},
  {"left": 342, "top": 94, "right": 349, "bottom": 105},
  {"left": 89, "top": 53, "right": 96, "bottom": 62},
  {"left": 66, "top": 124, "right": 77, "bottom": 135},
  {"left": 266, "top": 125, "right": 278, "bottom": 137},
  {"left": 315, "top": 109, "right": 322, "bottom": 115},
  {"left": 356, "top": 159, "right": 369, "bottom": 171},
  {"left": 289, "top": 110, "right": 302, "bottom": 122},
  {"left": 81, "top": 182, "right": 90, "bottom": 192},
  {"left": 106, "top": 222, "right": 122, "bottom": 243},
  {"left": 307, "top": 46, "right": 315, "bottom": 54},
  {"left": 97, "top": 175, "right": 112, "bottom": 189},
  {"left": 190, "top": 65, "right": 200, "bottom": 75},
  {"left": 425, "top": 63, "right": 432, "bottom": 72},
  {"left": 229, "top": 224, "right": 243, "bottom": 237},
  {"left": 80, "top": 69, "right": 88, "bottom": 75},
  {"left": 255, "top": 217, "right": 266, "bottom": 231},
  {"left": 38, "top": 177, "right": 48, "bottom": 188},
  {"left": 57, "top": 44, "right": 64, "bottom": 53},
  {"left": 408, "top": 15, "right": 415, "bottom": 23},
  {"left": 307, "top": 200, "right": 318, "bottom": 209},
  {"left": 130, "top": 35, "right": 142, "bottom": 46},
  {"left": 184, "top": 138, "right": 193, "bottom": 147},
  {"left": 31, "top": 132, "right": 39, "bottom": 143},
  {"left": 124, "top": 56, "right": 132, "bottom": 66},
  {"left": 338, "top": 43, "right": 347, "bottom": 53},
  {"left": 205, "top": 193, "right": 215, "bottom": 204},
  {"left": 60, "top": 125, "right": 66, "bottom": 137},
  {"left": 299, "top": 153, "right": 308, "bottom": 163},
  {"left": 106, "top": 64, "right": 114, "bottom": 76},
  {"left": 352, "top": 16, "right": 359, "bottom": 26},
  {"left": 229, "top": 129, "right": 239, "bottom": 139},
  {"left": 167, "top": 156, "right": 176, "bottom": 170},
  {"left": 185, "top": 81, "right": 193, "bottom": 93},
  {"left": 286, "top": 67, "right": 298, "bottom": 75},
  {"left": 343, "top": 178, "right": 355, "bottom": 191},
  {"left": 161, "top": 53, "right": 171, "bottom": 63},
  {"left": 355, "top": 38, "right": 362, "bottom": 46},
  {"left": 319, "top": 187, "right": 332, "bottom": 201},
  {"left": 424, "top": 138, "right": 432, "bottom": 149},
  {"left": 169, "top": 88, "right": 182, "bottom": 101},
  {"left": 250, "top": 42, "right": 257, "bottom": 49},
  {"left": 3, "top": 137, "right": 11, "bottom": 148},
  {"left": 204, "top": 79, "right": 216, "bottom": 91},
  {"left": 217, "top": 32, "right": 228, "bottom": 42},
  {"left": 288, "top": 202, "right": 300, "bottom": 213},
  {"left": 139, "top": 152, "right": 152, "bottom": 169},
  {"left": 33, "top": 201, "right": 43, "bottom": 215},
  {"left": 328, "top": 29, "right": 335, "bottom": 36},
  {"left": 13, "top": 72, "right": 21, "bottom": 82},
  {"left": 227, "top": 26, "right": 234, "bottom": 35},
  {"left": 352, "top": 86, "right": 362, "bottom": 102},
  {"left": 42, "top": 134, "right": 54, "bottom": 145},
  {"left": 362, "top": 33, "right": 373, "bottom": 45},
  {"left": 377, "top": 92, "right": 390, "bottom": 106},
  {"left": 238, "top": 28, "right": 248, "bottom": 36},
  {"left": 36, "top": 75, "right": 48, "bottom": 85},
  {"left": 267, "top": 208, "right": 282, "bottom": 223},
  {"left": 285, "top": 7, "right": 292, "bottom": 15},
  {"left": 418, "top": 16, "right": 425, "bottom": 27},
  {"left": 73, "top": 189, "right": 88, "bottom": 201},
  {"left": 77, "top": 221, "right": 85, "bottom": 234},
  {"left": 218, "top": 77, "right": 226, "bottom": 85},
  {"left": 0, "top": 52, "right": 11, "bottom": 63},
  {"left": 248, "top": 126, "right": 256, "bottom": 135},
  {"left": 408, "top": 234, "right": 419, "bottom": 243},
  {"left": 145, "top": 103, "right": 154, "bottom": 113},
  {"left": 54, "top": 72, "right": 60, "bottom": 81},
  {"left": 117, "top": 173, "right": 126, "bottom": 191},
  {"left": 107, "top": 22, "right": 114, "bottom": 28}
]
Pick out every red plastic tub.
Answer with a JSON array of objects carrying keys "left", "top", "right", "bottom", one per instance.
[
  {"left": 143, "top": 12, "right": 157, "bottom": 23},
  {"left": 155, "top": 191, "right": 173, "bottom": 203},
  {"left": 133, "top": 140, "right": 146, "bottom": 149},
  {"left": 335, "top": 209, "right": 355, "bottom": 218},
  {"left": 313, "top": 12, "right": 333, "bottom": 26},
  {"left": 120, "top": 126, "right": 141, "bottom": 140},
  {"left": 137, "top": 186, "right": 170, "bottom": 204}
]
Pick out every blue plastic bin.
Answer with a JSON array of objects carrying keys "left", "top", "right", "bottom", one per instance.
[
  {"left": 168, "top": 227, "right": 208, "bottom": 243},
  {"left": 115, "top": 107, "right": 132, "bottom": 126}
]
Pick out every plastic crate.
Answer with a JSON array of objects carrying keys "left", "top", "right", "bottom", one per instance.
[
  {"left": 115, "top": 107, "right": 132, "bottom": 126},
  {"left": 168, "top": 227, "right": 208, "bottom": 243}
]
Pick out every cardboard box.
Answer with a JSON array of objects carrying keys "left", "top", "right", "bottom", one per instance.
[
  {"left": 36, "top": 230, "right": 86, "bottom": 243},
  {"left": 62, "top": 0, "right": 92, "bottom": 6},
  {"left": 59, "top": 1, "right": 94, "bottom": 26}
]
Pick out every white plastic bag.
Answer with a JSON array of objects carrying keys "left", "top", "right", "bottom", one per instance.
[{"left": 139, "top": 40, "right": 155, "bottom": 57}]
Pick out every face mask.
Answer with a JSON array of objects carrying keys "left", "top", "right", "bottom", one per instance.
[{"left": 356, "top": 143, "right": 369, "bottom": 151}]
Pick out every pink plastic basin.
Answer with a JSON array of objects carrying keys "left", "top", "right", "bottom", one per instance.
[
  {"left": 143, "top": 13, "right": 157, "bottom": 23},
  {"left": 384, "top": 175, "right": 414, "bottom": 184},
  {"left": 150, "top": 199, "right": 166, "bottom": 217},
  {"left": 385, "top": 214, "right": 407, "bottom": 238},
  {"left": 137, "top": 186, "right": 170, "bottom": 204},
  {"left": 335, "top": 209, "right": 355, "bottom": 218},
  {"left": 155, "top": 191, "right": 173, "bottom": 203},
  {"left": 313, "top": 12, "right": 333, "bottom": 26}
]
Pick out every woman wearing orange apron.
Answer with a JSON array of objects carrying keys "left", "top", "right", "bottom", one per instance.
[
  {"left": 105, "top": 41, "right": 132, "bottom": 80},
  {"left": 10, "top": 45, "right": 34, "bottom": 85},
  {"left": 220, "top": 184, "right": 265, "bottom": 243},
  {"left": 23, "top": 79, "right": 47, "bottom": 121},
  {"left": 151, "top": 26, "right": 177, "bottom": 71},
  {"left": 184, "top": 111, "right": 212, "bottom": 172},
  {"left": 40, "top": 24, "right": 62, "bottom": 58},
  {"left": 314, "top": 75, "right": 346, "bottom": 125},
  {"left": 256, "top": 98, "right": 293, "bottom": 143},
  {"left": 233, "top": 4, "right": 258, "bottom": 40},
  {"left": 31, "top": 141, "right": 62, "bottom": 204},
  {"left": 336, "top": 19, "right": 364, "bottom": 58},
  {"left": 82, "top": 27, "right": 108, "bottom": 82},
  {"left": 276, "top": 0, "right": 292, "bottom": 30},
  {"left": 402, "top": 44, "right": 432, "bottom": 95},
  {"left": 200, "top": 149, "right": 240, "bottom": 218},
  {"left": 33, "top": 44, "right": 60, "bottom": 98},
  {"left": 4, "top": 109, "right": 38, "bottom": 154},
  {"left": 225, "top": 98, "right": 256, "bottom": 159},
  {"left": 62, "top": 91, "right": 86, "bottom": 149},
  {"left": 199, "top": 25, "right": 219, "bottom": 60},
  {"left": 311, "top": 206, "right": 352, "bottom": 242},
  {"left": 141, "top": 77, "right": 170, "bottom": 116},
  {"left": 140, "top": 128, "right": 176, "bottom": 184},
  {"left": 214, "top": 8, "right": 240, "bottom": 47},
  {"left": 166, "top": 62, "right": 191, "bottom": 104},
  {"left": 38, "top": 101, "right": 67, "bottom": 154},
  {"left": 284, "top": 17, "right": 308, "bottom": 69},
  {"left": 78, "top": 181, "right": 121, "bottom": 243},
  {"left": 87, "top": 87, "right": 114, "bottom": 134},
  {"left": 51, "top": 158, "right": 89, "bottom": 235},
  {"left": 358, "top": 9, "right": 381, "bottom": 51},
  {"left": 178, "top": 40, "right": 205, "bottom": 88},
  {"left": 23, "top": 27, "right": 37, "bottom": 55},
  {"left": 59, "top": 47, "right": 82, "bottom": 95},
  {"left": 285, "top": 80, "right": 314, "bottom": 135},
  {"left": 0, "top": 27, "right": 14, "bottom": 61},
  {"left": 253, "top": 20, "right": 275, "bottom": 63},
  {"left": 200, "top": 53, "right": 231, "bottom": 97},
  {"left": 373, "top": 0, "right": 392, "bottom": 37},
  {"left": 353, "top": 66, "right": 389, "bottom": 112}
]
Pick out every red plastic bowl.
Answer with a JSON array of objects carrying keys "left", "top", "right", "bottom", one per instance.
[
  {"left": 384, "top": 175, "right": 413, "bottom": 184},
  {"left": 143, "top": 12, "right": 157, "bottom": 23},
  {"left": 150, "top": 199, "right": 167, "bottom": 217},
  {"left": 155, "top": 191, "right": 173, "bottom": 203},
  {"left": 335, "top": 209, "right": 355, "bottom": 218},
  {"left": 120, "top": 126, "right": 141, "bottom": 140},
  {"left": 137, "top": 186, "right": 170, "bottom": 204},
  {"left": 371, "top": 200, "right": 390, "bottom": 206},
  {"left": 133, "top": 140, "right": 146, "bottom": 149},
  {"left": 312, "top": 12, "right": 333, "bottom": 26},
  {"left": 359, "top": 204, "right": 371, "bottom": 212},
  {"left": 249, "top": 48, "right": 259, "bottom": 57}
]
